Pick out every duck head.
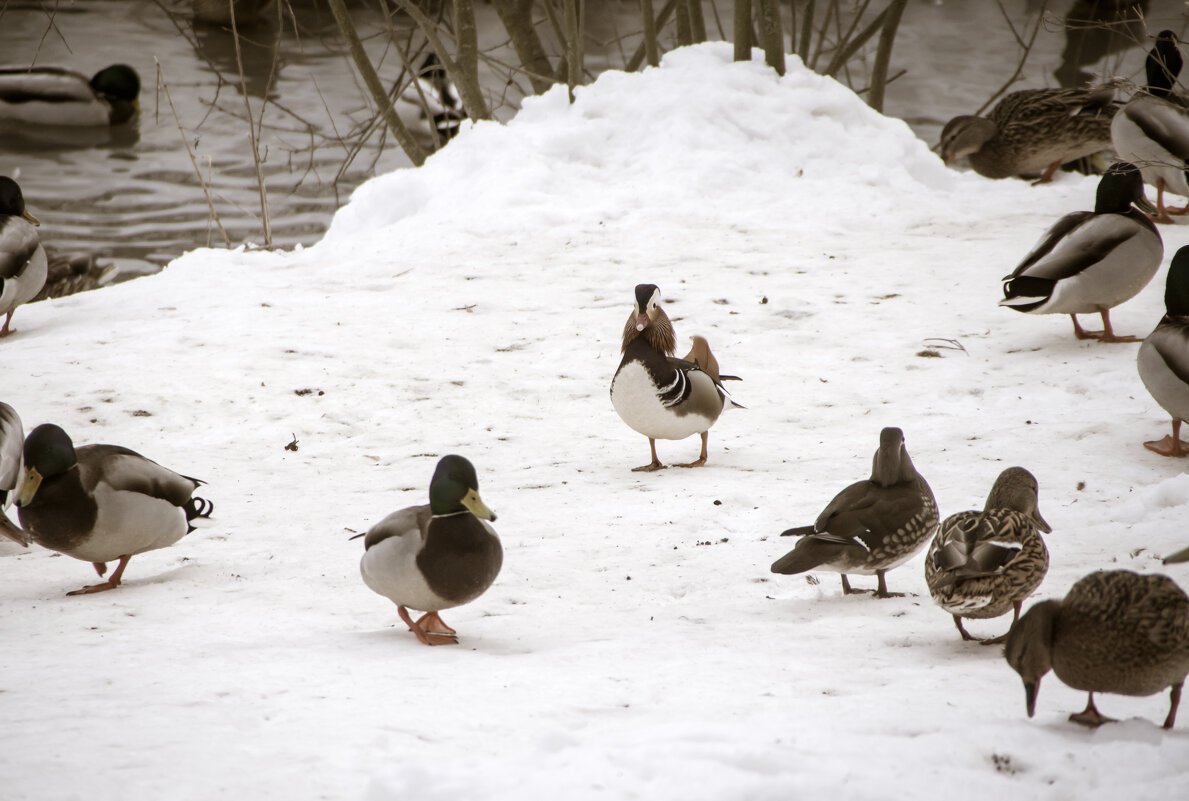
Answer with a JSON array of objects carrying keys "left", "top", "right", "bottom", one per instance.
[
  {"left": 1004, "top": 599, "right": 1059, "bottom": 718},
  {"left": 938, "top": 115, "right": 997, "bottom": 164},
  {"left": 985, "top": 467, "right": 1051, "bottom": 533},
  {"left": 870, "top": 427, "right": 917, "bottom": 487},
  {"left": 91, "top": 64, "right": 141, "bottom": 124},
  {"left": 14, "top": 424, "right": 77, "bottom": 507},
  {"left": 1094, "top": 162, "right": 1150, "bottom": 215},
  {"left": 1164, "top": 246, "right": 1189, "bottom": 317},
  {"left": 0, "top": 177, "right": 40, "bottom": 226},
  {"left": 429, "top": 454, "right": 496, "bottom": 521},
  {"left": 621, "top": 284, "right": 676, "bottom": 354},
  {"left": 1145, "top": 30, "right": 1183, "bottom": 98}
]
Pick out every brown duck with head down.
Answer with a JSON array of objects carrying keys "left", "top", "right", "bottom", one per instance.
[{"left": 1005, "top": 569, "right": 1189, "bottom": 729}]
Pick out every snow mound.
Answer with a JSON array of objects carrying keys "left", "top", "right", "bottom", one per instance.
[{"left": 322, "top": 42, "right": 958, "bottom": 247}]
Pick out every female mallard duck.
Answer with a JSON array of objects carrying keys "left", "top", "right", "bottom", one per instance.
[
  {"left": 1000, "top": 161, "right": 1163, "bottom": 342},
  {"left": 1005, "top": 570, "right": 1189, "bottom": 729},
  {"left": 355, "top": 454, "right": 502, "bottom": 646},
  {"left": 771, "top": 427, "right": 939, "bottom": 598},
  {"left": 925, "top": 467, "right": 1051, "bottom": 643},
  {"left": 1110, "top": 30, "right": 1189, "bottom": 223},
  {"left": 939, "top": 86, "right": 1117, "bottom": 183},
  {"left": 0, "top": 176, "right": 47, "bottom": 339},
  {"left": 32, "top": 251, "right": 119, "bottom": 302},
  {"left": 1137, "top": 245, "right": 1189, "bottom": 457},
  {"left": 0, "top": 64, "right": 140, "bottom": 127},
  {"left": 610, "top": 284, "right": 742, "bottom": 471},
  {"left": 0, "top": 401, "right": 29, "bottom": 546},
  {"left": 14, "top": 423, "right": 213, "bottom": 595}
]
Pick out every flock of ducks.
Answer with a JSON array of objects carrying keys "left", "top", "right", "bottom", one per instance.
[{"left": 2, "top": 29, "right": 1189, "bottom": 734}]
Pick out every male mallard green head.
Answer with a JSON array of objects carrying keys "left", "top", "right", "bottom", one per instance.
[
  {"left": 428, "top": 454, "right": 495, "bottom": 521},
  {"left": 0, "top": 176, "right": 40, "bottom": 226},
  {"left": 90, "top": 65, "right": 140, "bottom": 103},
  {"left": 985, "top": 467, "right": 1051, "bottom": 533},
  {"left": 14, "top": 424, "right": 77, "bottom": 507},
  {"left": 1094, "top": 162, "right": 1148, "bottom": 215},
  {"left": 1146, "top": 30, "right": 1183, "bottom": 99},
  {"left": 1003, "top": 599, "right": 1059, "bottom": 718},
  {"left": 1165, "top": 246, "right": 1189, "bottom": 317}
]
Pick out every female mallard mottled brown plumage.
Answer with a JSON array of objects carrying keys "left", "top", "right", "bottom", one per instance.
[
  {"left": 926, "top": 467, "right": 1050, "bottom": 643},
  {"left": 940, "top": 87, "right": 1117, "bottom": 183},
  {"left": 771, "top": 427, "right": 939, "bottom": 598},
  {"left": 609, "top": 284, "right": 741, "bottom": 471},
  {"left": 1005, "top": 570, "right": 1189, "bottom": 729}
]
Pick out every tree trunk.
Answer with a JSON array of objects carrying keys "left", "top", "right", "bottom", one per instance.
[
  {"left": 757, "top": 0, "right": 785, "bottom": 75},
  {"left": 326, "top": 0, "right": 428, "bottom": 166},
  {"left": 641, "top": 0, "right": 661, "bottom": 68},
  {"left": 733, "top": 0, "right": 751, "bottom": 62},
  {"left": 687, "top": 0, "right": 706, "bottom": 43},
  {"left": 867, "top": 0, "right": 908, "bottom": 113},
  {"left": 564, "top": 0, "right": 583, "bottom": 101},
  {"left": 492, "top": 0, "right": 555, "bottom": 95}
]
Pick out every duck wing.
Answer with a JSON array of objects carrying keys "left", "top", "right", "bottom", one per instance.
[
  {"left": 1120, "top": 97, "right": 1189, "bottom": 162},
  {"left": 77, "top": 445, "right": 201, "bottom": 508},
  {"left": 0, "top": 68, "right": 93, "bottom": 104},
  {"left": 361, "top": 504, "right": 432, "bottom": 550}
]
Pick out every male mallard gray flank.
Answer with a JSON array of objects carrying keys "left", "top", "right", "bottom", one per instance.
[
  {"left": 0, "top": 401, "right": 29, "bottom": 546},
  {"left": 939, "top": 86, "right": 1117, "bottom": 183},
  {"left": 770, "top": 427, "right": 939, "bottom": 598},
  {"left": 1005, "top": 570, "right": 1189, "bottom": 729},
  {"left": 999, "top": 161, "right": 1163, "bottom": 342},
  {"left": 0, "top": 64, "right": 140, "bottom": 127},
  {"left": 1137, "top": 245, "right": 1189, "bottom": 457},
  {"left": 0, "top": 176, "right": 47, "bottom": 338},
  {"left": 1110, "top": 30, "right": 1189, "bottom": 224},
  {"left": 355, "top": 455, "right": 502, "bottom": 646},
  {"left": 925, "top": 467, "right": 1050, "bottom": 643},
  {"left": 610, "top": 284, "right": 741, "bottom": 471},
  {"left": 14, "top": 423, "right": 213, "bottom": 595}
]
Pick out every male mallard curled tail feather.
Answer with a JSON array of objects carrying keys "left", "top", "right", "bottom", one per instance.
[
  {"left": 1137, "top": 245, "right": 1189, "bottom": 457},
  {"left": 0, "top": 64, "right": 140, "bottom": 127},
  {"left": 0, "top": 401, "right": 29, "bottom": 546},
  {"left": 0, "top": 176, "right": 47, "bottom": 338},
  {"left": 1000, "top": 161, "right": 1163, "bottom": 342},
  {"left": 1110, "top": 30, "right": 1189, "bottom": 223},
  {"left": 925, "top": 467, "right": 1050, "bottom": 643},
  {"left": 939, "top": 86, "right": 1117, "bottom": 183},
  {"left": 771, "top": 427, "right": 939, "bottom": 598},
  {"left": 610, "top": 284, "right": 742, "bottom": 471},
  {"left": 1005, "top": 570, "right": 1189, "bottom": 729},
  {"left": 355, "top": 455, "right": 502, "bottom": 646},
  {"left": 15, "top": 424, "right": 213, "bottom": 595}
]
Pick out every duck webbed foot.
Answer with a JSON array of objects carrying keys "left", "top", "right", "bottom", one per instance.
[
  {"left": 1145, "top": 421, "right": 1189, "bottom": 456},
  {"left": 399, "top": 606, "right": 459, "bottom": 646},
  {"left": 632, "top": 438, "right": 666, "bottom": 472},
  {"left": 675, "top": 432, "right": 709, "bottom": 468},
  {"left": 67, "top": 555, "right": 132, "bottom": 596},
  {"left": 1069, "top": 693, "right": 1113, "bottom": 728},
  {"left": 1070, "top": 312, "right": 1140, "bottom": 343}
]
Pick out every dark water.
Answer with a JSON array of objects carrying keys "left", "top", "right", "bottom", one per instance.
[{"left": 1, "top": 0, "right": 1187, "bottom": 280}]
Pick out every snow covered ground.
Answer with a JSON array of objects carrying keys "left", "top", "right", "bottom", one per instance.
[{"left": 4, "top": 42, "right": 1189, "bottom": 800}]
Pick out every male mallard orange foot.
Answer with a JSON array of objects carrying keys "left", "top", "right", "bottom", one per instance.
[{"left": 1071, "top": 310, "right": 1140, "bottom": 343}]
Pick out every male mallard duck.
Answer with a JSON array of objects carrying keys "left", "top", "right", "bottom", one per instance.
[
  {"left": 0, "top": 64, "right": 140, "bottom": 127},
  {"left": 1137, "top": 245, "right": 1189, "bottom": 457},
  {"left": 770, "top": 427, "right": 939, "bottom": 598},
  {"left": 0, "top": 176, "right": 47, "bottom": 339},
  {"left": 1000, "top": 161, "right": 1163, "bottom": 342},
  {"left": 1005, "top": 569, "right": 1189, "bottom": 729},
  {"left": 939, "top": 86, "right": 1117, "bottom": 183},
  {"left": 14, "top": 423, "right": 213, "bottom": 595},
  {"left": 925, "top": 467, "right": 1051, "bottom": 643},
  {"left": 1110, "top": 30, "right": 1189, "bottom": 223},
  {"left": 0, "top": 401, "right": 29, "bottom": 546},
  {"left": 355, "top": 454, "right": 502, "bottom": 646},
  {"left": 610, "top": 284, "right": 742, "bottom": 471}
]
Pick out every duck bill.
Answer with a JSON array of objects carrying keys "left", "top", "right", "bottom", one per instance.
[
  {"left": 0, "top": 507, "right": 29, "bottom": 546},
  {"left": 21, "top": 209, "right": 40, "bottom": 227},
  {"left": 635, "top": 312, "right": 649, "bottom": 332},
  {"left": 13, "top": 467, "right": 42, "bottom": 507},
  {"left": 461, "top": 488, "right": 496, "bottom": 522},
  {"left": 1164, "top": 544, "right": 1189, "bottom": 564},
  {"left": 1024, "top": 679, "right": 1039, "bottom": 718}
]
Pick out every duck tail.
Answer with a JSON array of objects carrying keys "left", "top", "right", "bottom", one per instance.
[{"left": 185, "top": 496, "right": 215, "bottom": 532}]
